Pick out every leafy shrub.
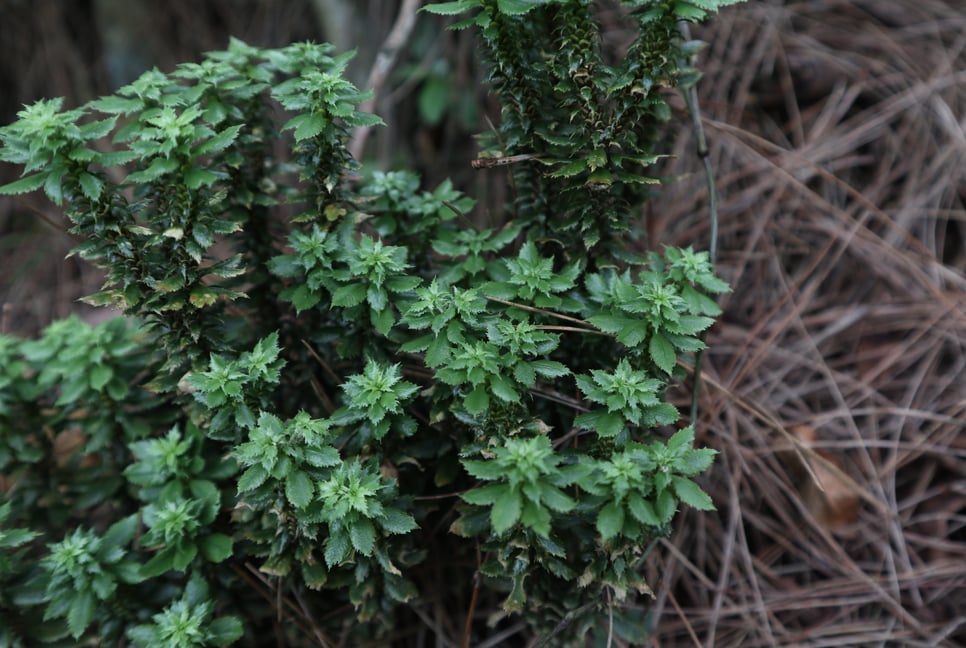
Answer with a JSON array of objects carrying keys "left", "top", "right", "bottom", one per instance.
[{"left": 0, "top": 0, "right": 739, "bottom": 645}]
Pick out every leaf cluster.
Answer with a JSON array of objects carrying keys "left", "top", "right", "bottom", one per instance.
[
  {"left": 425, "top": 0, "right": 745, "bottom": 254},
  {"left": 127, "top": 574, "right": 242, "bottom": 647}
]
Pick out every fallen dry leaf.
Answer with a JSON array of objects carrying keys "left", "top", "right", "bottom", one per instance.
[
  {"left": 788, "top": 425, "right": 861, "bottom": 534},
  {"left": 53, "top": 427, "right": 100, "bottom": 469}
]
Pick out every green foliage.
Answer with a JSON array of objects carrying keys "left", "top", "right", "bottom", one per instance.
[
  {"left": 333, "top": 360, "right": 419, "bottom": 439},
  {"left": 424, "top": 0, "right": 744, "bottom": 255},
  {"left": 581, "top": 427, "right": 718, "bottom": 541},
  {"left": 127, "top": 574, "right": 242, "bottom": 647},
  {"left": 461, "top": 435, "right": 582, "bottom": 537},
  {"left": 0, "top": 502, "right": 40, "bottom": 645},
  {"left": 138, "top": 483, "right": 232, "bottom": 578},
  {"left": 574, "top": 358, "right": 677, "bottom": 437},
  {"left": 37, "top": 519, "right": 142, "bottom": 640},
  {"left": 0, "top": 1, "right": 740, "bottom": 643},
  {"left": 184, "top": 331, "right": 285, "bottom": 440}
]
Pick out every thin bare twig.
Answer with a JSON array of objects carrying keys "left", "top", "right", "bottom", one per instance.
[
  {"left": 483, "top": 295, "right": 597, "bottom": 328},
  {"left": 348, "top": 0, "right": 422, "bottom": 161},
  {"left": 677, "top": 21, "right": 720, "bottom": 428}
]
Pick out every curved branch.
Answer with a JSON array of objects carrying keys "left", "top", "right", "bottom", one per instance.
[{"left": 348, "top": 0, "right": 422, "bottom": 161}]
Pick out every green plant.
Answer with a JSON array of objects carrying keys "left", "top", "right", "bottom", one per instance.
[
  {"left": 126, "top": 574, "right": 243, "bottom": 647},
  {"left": 34, "top": 519, "right": 143, "bottom": 640},
  {"left": 0, "top": 1, "right": 739, "bottom": 644}
]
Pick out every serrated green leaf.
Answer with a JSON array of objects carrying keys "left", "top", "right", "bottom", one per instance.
[
  {"left": 72, "top": 148, "right": 100, "bottom": 166},
  {"left": 285, "top": 470, "right": 315, "bottom": 509},
  {"left": 666, "top": 333, "right": 706, "bottom": 352},
  {"left": 114, "top": 561, "right": 144, "bottom": 585},
  {"left": 140, "top": 548, "right": 175, "bottom": 578},
  {"left": 237, "top": 464, "right": 269, "bottom": 493},
  {"left": 367, "top": 285, "right": 388, "bottom": 311},
  {"left": 172, "top": 543, "right": 198, "bottom": 571},
  {"left": 386, "top": 275, "right": 421, "bottom": 293},
  {"left": 302, "top": 561, "right": 328, "bottom": 589},
  {"left": 585, "top": 169, "right": 614, "bottom": 187},
  {"left": 461, "top": 482, "right": 505, "bottom": 507},
  {"left": 627, "top": 493, "right": 661, "bottom": 526},
  {"left": 324, "top": 530, "right": 350, "bottom": 567},
  {"left": 0, "top": 527, "right": 38, "bottom": 548},
  {"left": 588, "top": 313, "right": 630, "bottom": 334},
  {"left": 520, "top": 499, "right": 551, "bottom": 537},
  {"left": 656, "top": 488, "right": 677, "bottom": 523},
  {"left": 97, "top": 150, "right": 140, "bottom": 166},
  {"left": 90, "top": 95, "right": 143, "bottom": 115},
  {"left": 491, "top": 487, "right": 522, "bottom": 534},
  {"left": 235, "top": 403, "right": 256, "bottom": 429},
  {"left": 424, "top": 334, "right": 451, "bottom": 367},
  {"left": 574, "top": 410, "right": 624, "bottom": 437},
  {"left": 77, "top": 172, "right": 104, "bottom": 201},
  {"left": 66, "top": 589, "right": 95, "bottom": 638},
  {"left": 331, "top": 283, "right": 366, "bottom": 307},
  {"left": 200, "top": 533, "right": 233, "bottom": 563},
  {"left": 672, "top": 476, "right": 715, "bottom": 510},
  {"left": 289, "top": 285, "right": 321, "bottom": 313},
  {"left": 698, "top": 273, "right": 732, "bottom": 294},
  {"left": 682, "top": 284, "right": 723, "bottom": 316},
  {"left": 596, "top": 501, "right": 625, "bottom": 541},
  {"left": 0, "top": 172, "right": 47, "bottom": 196},
  {"left": 672, "top": 314, "right": 715, "bottom": 335},
  {"left": 349, "top": 518, "right": 376, "bottom": 556},
  {"left": 284, "top": 113, "right": 328, "bottom": 141},
  {"left": 185, "top": 167, "right": 220, "bottom": 190},
  {"left": 462, "top": 460, "right": 506, "bottom": 482},
  {"left": 678, "top": 447, "right": 717, "bottom": 476},
  {"left": 482, "top": 280, "right": 517, "bottom": 300},
  {"left": 616, "top": 321, "right": 649, "bottom": 348},
  {"left": 304, "top": 446, "right": 340, "bottom": 468},
  {"left": 379, "top": 508, "right": 417, "bottom": 535},
  {"left": 530, "top": 359, "right": 570, "bottom": 378},
  {"left": 189, "top": 286, "right": 219, "bottom": 308},
  {"left": 667, "top": 426, "right": 695, "bottom": 452},
  {"left": 649, "top": 332, "right": 676, "bottom": 373},
  {"left": 539, "top": 485, "right": 576, "bottom": 512},
  {"left": 127, "top": 157, "right": 178, "bottom": 184},
  {"left": 128, "top": 624, "right": 158, "bottom": 646},
  {"left": 421, "top": 0, "right": 474, "bottom": 15},
  {"left": 371, "top": 306, "right": 395, "bottom": 336},
  {"left": 81, "top": 290, "right": 120, "bottom": 306},
  {"left": 42, "top": 169, "right": 64, "bottom": 204},
  {"left": 642, "top": 402, "right": 679, "bottom": 426},
  {"left": 463, "top": 384, "right": 489, "bottom": 415},
  {"left": 88, "top": 363, "right": 113, "bottom": 391},
  {"left": 513, "top": 361, "right": 536, "bottom": 386},
  {"left": 345, "top": 111, "right": 385, "bottom": 127},
  {"left": 78, "top": 116, "right": 117, "bottom": 140},
  {"left": 207, "top": 617, "right": 244, "bottom": 644},
  {"left": 498, "top": 0, "right": 543, "bottom": 15},
  {"left": 102, "top": 513, "right": 140, "bottom": 547},
  {"left": 194, "top": 124, "right": 242, "bottom": 156},
  {"left": 615, "top": 170, "right": 662, "bottom": 185},
  {"left": 673, "top": 1, "right": 709, "bottom": 20},
  {"left": 56, "top": 376, "right": 89, "bottom": 406},
  {"left": 489, "top": 374, "right": 520, "bottom": 403}
]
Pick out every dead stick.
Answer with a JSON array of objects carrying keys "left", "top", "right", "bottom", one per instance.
[{"left": 348, "top": 0, "right": 422, "bottom": 161}]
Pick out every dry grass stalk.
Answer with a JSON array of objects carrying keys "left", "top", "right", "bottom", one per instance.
[{"left": 651, "top": 1, "right": 966, "bottom": 645}]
